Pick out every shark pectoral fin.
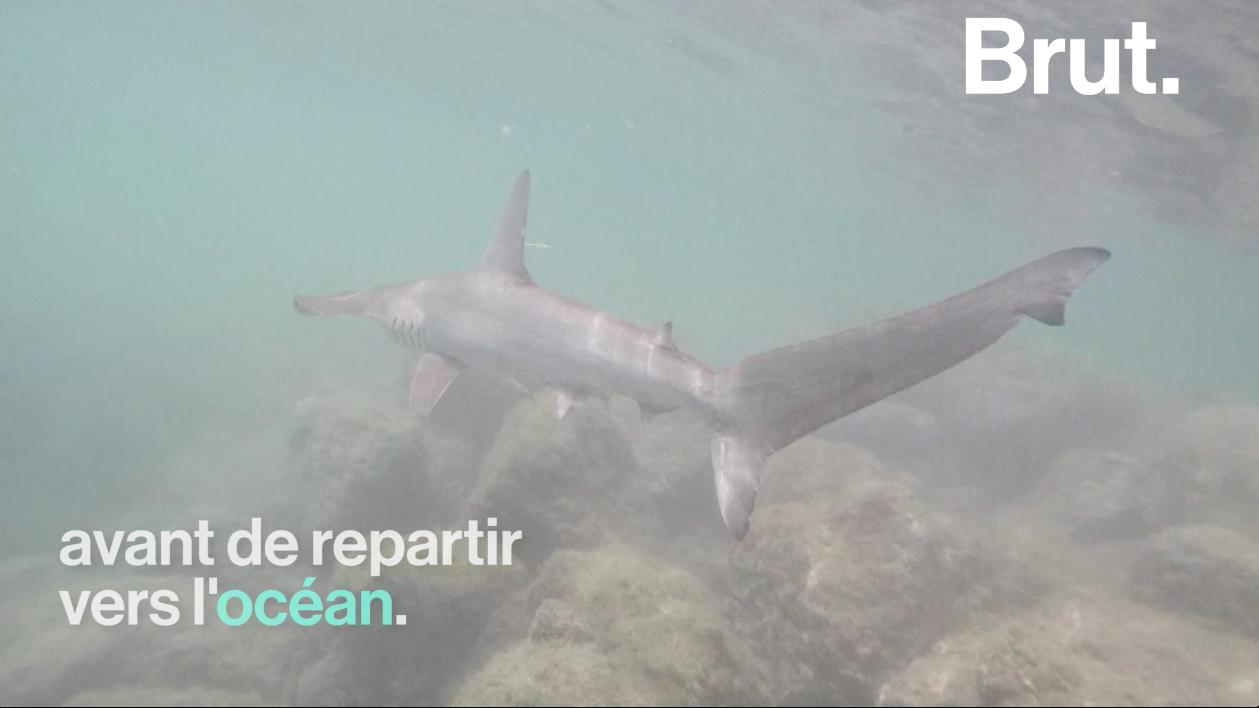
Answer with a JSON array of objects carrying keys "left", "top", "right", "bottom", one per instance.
[
  {"left": 409, "top": 352, "right": 464, "bottom": 415},
  {"left": 554, "top": 390, "right": 575, "bottom": 419},
  {"left": 478, "top": 170, "right": 535, "bottom": 284},
  {"left": 711, "top": 435, "right": 768, "bottom": 541}
]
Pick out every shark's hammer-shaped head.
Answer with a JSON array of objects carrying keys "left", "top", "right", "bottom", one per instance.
[
  {"left": 294, "top": 282, "right": 430, "bottom": 350},
  {"left": 294, "top": 169, "right": 533, "bottom": 353}
]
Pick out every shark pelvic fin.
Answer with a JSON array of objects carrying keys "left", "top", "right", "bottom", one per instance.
[
  {"left": 478, "top": 170, "right": 534, "bottom": 284},
  {"left": 409, "top": 352, "right": 464, "bottom": 415}
]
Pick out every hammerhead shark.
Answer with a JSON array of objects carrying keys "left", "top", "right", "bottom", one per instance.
[{"left": 295, "top": 171, "right": 1110, "bottom": 539}]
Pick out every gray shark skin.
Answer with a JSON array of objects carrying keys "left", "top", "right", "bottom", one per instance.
[{"left": 296, "top": 171, "right": 1110, "bottom": 540}]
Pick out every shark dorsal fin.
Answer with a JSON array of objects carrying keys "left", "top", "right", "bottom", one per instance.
[
  {"left": 478, "top": 170, "right": 534, "bottom": 284},
  {"left": 654, "top": 321, "right": 675, "bottom": 349}
]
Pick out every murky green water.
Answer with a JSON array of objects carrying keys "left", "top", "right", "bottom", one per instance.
[{"left": 2, "top": 2, "right": 1257, "bottom": 705}]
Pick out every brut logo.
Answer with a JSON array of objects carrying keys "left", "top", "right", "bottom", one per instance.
[{"left": 965, "top": 18, "right": 1180, "bottom": 95}]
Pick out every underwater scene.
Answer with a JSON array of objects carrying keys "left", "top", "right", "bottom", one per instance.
[{"left": 2, "top": 1, "right": 1258, "bottom": 705}]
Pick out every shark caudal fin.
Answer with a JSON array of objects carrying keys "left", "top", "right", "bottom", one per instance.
[{"left": 709, "top": 247, "right": 1110, "bottom": 540}]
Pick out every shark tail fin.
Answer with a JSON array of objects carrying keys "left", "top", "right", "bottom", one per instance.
[
  {"left": 1008, "top": 246, "right": 1111, "bottom": 326},
  {"left": 708, "top": 246, "right": 1111, "bottom": 540}
]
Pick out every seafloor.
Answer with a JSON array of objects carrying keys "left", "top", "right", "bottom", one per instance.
[{"left": 4, "top": 346, "right": 1258, "bottom": 706}]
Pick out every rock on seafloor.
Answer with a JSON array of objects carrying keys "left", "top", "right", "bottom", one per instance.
[
  {"left": 1162, "top": 404, "right": 1259, "bottom": 536},
  {"left": 16, "top": 380, "right": 1250, "bottom": 707},
  {"left": 450, "top": 544, "right": 770, "bottom": 706},
  {"left": 61, "top": 686, "right": 275, "bottom": 706},
  {"left": 292, "top": 558, "right": 528, "bottom": 706},
  {"left": 465, "top": 395, "right": 639, "bottom": 562},
  {"left": 0, "top": 565, "right": 296, "bottom": 706},
  {"left": 616, "top": 405, "right": 721, "bottom": 538},
  {"left": 286, "top": 386, "right": 432, "bottom": 532},
  {"left": 1032, "top": 448, "right": 1180, "bottom": 544},
  {"left": 868, "top": 350, "right": 1140, "bottom": 496},
  {"left": 1130, "top": 524, "right": 1259, "bottom": 640},
  {"left": 877, "top": 592, "right": 1259, "bottom": 706},
  {"left": 730, "top": 438, "right": 1037, "bottom": 705}
]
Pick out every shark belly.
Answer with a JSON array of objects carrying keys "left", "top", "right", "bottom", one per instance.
[{"left": 428, "top": 282, "right": 712, "bottom": 414}]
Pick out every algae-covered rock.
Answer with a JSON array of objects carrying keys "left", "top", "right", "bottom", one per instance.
[
  {"left": 877, "top": 350, "right": 1141, "bottom": 497},
  {"left": 451, "top": 544, "right": 768, "bottom": 706},
  {"left": 619, "top": 406, "right": 720, "bottom": 537},
  {"left": 0, "top": 564, "right": 296, "bottom": 706},
  {"left": 452, "top": 642, "right": 658, "bottom": 707},
  {"left": 467, "top": 395, "right": 638, "bottom": 561},
  {"left": 732, "top": 438, "right": 1031, "bottom": 704},
  {"left": 286, "top": 386, "right": 430, "bottom": 531},
  {"left": 1164, "top": 404, "right": 1259, "bottom": 534},
  {"left": 1130, "top": 524, "right": 1259, "bottom": 640},
  {"left": 293, "top": 556, "right": 528, "bottom": 706},
  {"left": 1033, "top": 448, "right": 1179, "bottom": 543},
  {"left": 423, "top": 368, "right": 527, "bottom": 452},
  {"left": 831, "top": 399, "right": 945, "bottom": 472},
  {"left": 877, "top": 592, "right": 1259, "bottom": 706},
  {"left": 62, "top": 686, "right": 274, "bottom": 706}
]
